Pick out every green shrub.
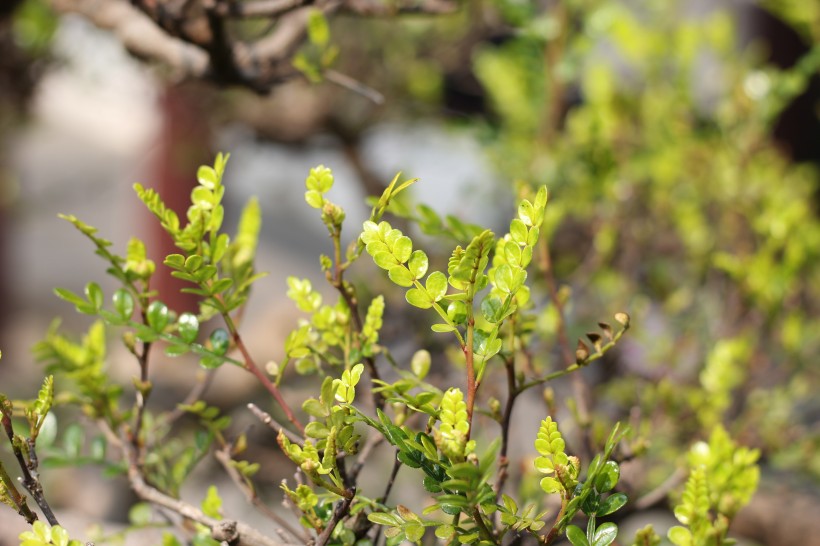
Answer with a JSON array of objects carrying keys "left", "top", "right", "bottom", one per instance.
[{"left": 0, "top": 154, "right": 759, "bottom": 545}]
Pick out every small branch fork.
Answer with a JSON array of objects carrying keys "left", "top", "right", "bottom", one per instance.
[
  {"left": 48, "top": 0, "right": 458, "bottom": 94},
  {"left": 0, "top": 405, "right": 58, "bottom": 526}
]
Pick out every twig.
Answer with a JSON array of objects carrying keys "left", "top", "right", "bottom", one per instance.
[
  {"left": 324, "top": 70, "right": 384, "bottom": 104},
  {"left": 349, "top": 431, "right": 384, "bottom": 481},
  {"left": 224, "top": 315, "right": 304, "bottom": 434},
  {"left": 0, "top": 460, "right": 37, "bottom": 524},
  {"left": 495, "top": 356, "right": 518, "bottom": 502},
  {"left": 538, "top": 237, "right": 593, "bottom": 461},
  {"left": 214, "top": 445, "right": 307, "bottom": 542},
  {"left": 157, "top": 369, "right": 217, "bottom": 431},
  {"left": 377, "top": 453, "right": 402, "bottom": 504},
  {"left": 130, "top": 308, "right": 154, "bottom": 461},
  {"left": 247, "top": 403, "right": 302, "bottom": 444},
  {"left": 0, "top": 408, "right": 57, "bottom": 525},
  {"left": 327, "top": 224, "right": 385, "bottom": 412},
  {"left": 315, "top": 490, "right": 355, "bottom": 546},
  {"left": 339, "top": 0, "right": 458, "bottom": 16},
  {"left": 634, "top": 467, "right": 687, "bottom": 511},
  {"left": 125, "top": 443, "right": 296, "bottom": 546}
]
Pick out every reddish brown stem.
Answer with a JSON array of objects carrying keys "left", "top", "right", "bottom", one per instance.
[
  {"left": 232, "top": 330, "right": 304, "bottom": 434},
  {"left": 464, "top": 319, "right": 477, "bottom": 431}
]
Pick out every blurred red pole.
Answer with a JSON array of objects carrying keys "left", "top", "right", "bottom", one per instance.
[{"left": 142, "top": 83, "right": 213, "bottom": 314}]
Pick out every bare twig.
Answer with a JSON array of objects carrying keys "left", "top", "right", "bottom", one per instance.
[
  {"left": 224, "top": 314, "right": 304, "bottom": 434},
  {"left": 634, "top": 467, "right": 688, "bottom": 511},
  {"left": 340, "top": 0, "right": 458, "bottom": 16},
  {"left": 125, "top": 443, "right": 297, "bottom": 546},
  {"left": 538, "top": 237, "right": 593, "bottom": 461},
  {"left": 247, "top": 403, "right": 302, "bottom": 444},
  {"left": 214, "top": 445, "right": 307, "bottom": 542},
  {"left": 157, "top": 368, "right": 217, "bottom": 430}
]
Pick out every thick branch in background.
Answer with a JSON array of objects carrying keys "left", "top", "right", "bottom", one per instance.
[{"left": 47, "top": 0, "right": 459, "bottom": 93}]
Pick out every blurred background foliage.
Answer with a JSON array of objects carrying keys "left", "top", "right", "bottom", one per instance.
[{"left": 2, "top": 0, "right": 820, "bottom": 544}]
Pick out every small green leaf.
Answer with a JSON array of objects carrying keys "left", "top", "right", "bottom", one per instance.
[
  {"left": 494, "top": 264, "right": 514, "bottom": 293},
  {"left": 667, "top": 526, "right": 692, "bottom": 546},
  {"left": 597, "top": 492, "right": 627, "bottom": 516},
  {"left": 373, "top": 251, "right": 400, "bottom": 270},
  {"left": 147, "top": 301, "right": 169, "bottom": 332},
  {"left": 594, "top": 461, "right": 620, "bottom": 492},
  {"left": 164, "top": 344, "right": 190, "bottom": 357},
  {"left": 406, "top": 288, "right": 433, "bottom": 309},
  {"left": 199, "top": 355, "right": 224, "bottom": 369},
  {"left": 388, "top": 266, "right": 415, "bottom": 287},
  {"left": 566, "top": 525, "right": 590, "bottom": 546},
  {"left": 480, "top": 295, "right": 504, "bottom": 323},
  {"left": 201, "top": 485, "right": 222, "bottom": 519},
  {"left": 63, "top": 424, "right": 84, "bottom": 459},
  {"left": 431, "top": 323, "right": 456, "bottom": 332},
  {"left": 518, "top": 199, "right": 534, "bottom": 226},
  {"left": 540, "top": 476, "right": 562, "bottom": 493},
  {"left": 51, "top": 525, "right": 69, "bottom": 546},
  {"left": 54, "top": 287, "right": 85, "bottom": 307},
  {"left": 185, "top": 255, "right": 203, "bottom": 272},
  {"left": 209, "top": 329, "right": 230, "bottom": 355},
  {"left": 592, "top": 522, "right": 618, "bottom": 546},
  {"left": 510, "top": 219, "right": 528, "bottom": 245},
  {"left": 407, "top": 250, "right": 429, "bottom": 278},
  {"left": 411, "top": 350, "right": 431, "bottom": 379},
  {"left": 191, "top": 186, "right": 214, "bottom": 209},
  {"left": 197, "top": 165, "right": 218, "bottom": 189},
  {"left": 113, "top": 289, "right": 134, "bottom": 320},
  {"left": 404, "top": 523, "right": 424, "bottom": 542},
  {"left": 367, "top": 512, "right": 401, "bottom": 526},
  {"left": 392, "top": 236, "right": 413, "bottom": 263},
  {"left": 85, "top": 282, "right": 104, "bottom": 311},
  {"left": 128, "top": 502, "right": 153, "bottom": 526},
  {"left": 435, "top": 525, "right": 455, "bottom": 539},
  {"left": 425, "top": 271, "right": 447, "bottom": 301},
  {"left": 177, "top": 313, "right": 199, "bottom": 343},
  {"left": 210, "top": 277, "right": 233, "bottom": 294},
  {"left": 306, "top": 8, "right": 330, "bottom": 47},
  {"left": 305, "top": 190, "right": 324, "bottom": 209},
  {"left": 164, "top": 254, "right": 185, "bottom": 269}
]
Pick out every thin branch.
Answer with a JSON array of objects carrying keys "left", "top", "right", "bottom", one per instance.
[
  {"left": 214, "top": 0, "right": 309, "bottom": 18},
  {"left": 0, "top": 408, "right": 57, "bottom": 525},
  {"left": 377, "top": 454, "right": 402, "bottom": 504},
  {"left": 0, "top": 460, "right": 38, "bottom": 524},
  {"left": 324, "top": 69, "right": 384, "bottom": 104},
  {"left": 315, "top": 490, "right": 355, "bottom": 546},
  {"left": 130, "top": 307, "right": 153, "bottom": 461},
  {"left": 339, "top": 0, "right": 458, "bottom": 16},
  {"left": 125, "top": 443, "right": 297, "bottom": 546},
  {"left": 349, "top": 431, "right": 383, "bottom": 481},
  {"left": 634, "top": 467, "right": 687, "bottom": 511},
  {"left": 214, "top": 445, "right": 307, "bottom": 542},
  {"left": 224, "top": 315, "right": 305, "bottom": 434},
  {"left": 247, "top": 403, "right": 302, "bottom": 444},
  {"left": 538, "top": 236, "right": 593, "bottom": 461},
  {"left": 495, "top": 356, "right": 517, "bottom": 502},
  {"left": 157, "top": 369, "right": 217, "bottom": 431}
]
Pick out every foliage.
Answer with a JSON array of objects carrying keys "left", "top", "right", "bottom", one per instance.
[
  {"left": 0, "top": 151, "right": 762, "bottom": 546},
  {"left": 467, "top": 0, "right": 820, "bottom": 495},
  {"left": 9, "top": 1, "right": 817, "bottom": 542}
]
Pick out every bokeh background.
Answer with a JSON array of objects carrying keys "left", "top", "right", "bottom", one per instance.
[{"left": 1, "top": 0, "right": 819, "bottom": 545}]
